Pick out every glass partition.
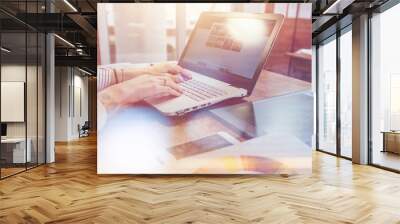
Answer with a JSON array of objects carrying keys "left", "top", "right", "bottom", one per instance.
[
  {"left": 317, "top": 36, "right": 337, "bottom": 154},
  {"left": 27, "top": 31, "right": 38, "bottom": 169},
  {"left": 38, "top": 32, "right": 45, "bottom": 165},
  {"left": 316, "top": 26, "right": 353, "bottom": 159},
  {"left": 0, "top": 2, "right": 46, "bottom": 179},
  {"left": 1, "top": 30, "right": 28, "bottom": 177},
  {"left": 339, "top": 28, "right": 352, "bottom": 158}
]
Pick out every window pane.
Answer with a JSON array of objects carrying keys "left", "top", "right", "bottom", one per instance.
[
  {"left": 318, "top": 38, "right": 337, "bottom": 154},
  {"left": 0, "top": 0, "right": 46, "bottom": 179},
  {"left": 27, "top": 31, "right": 38, "bottom": 169},
  {"left": 26, "top": 0, "right": 40, "bottom": 169},
  {"left": 38, "top": 33, "right": 46, "bottom": 165},
  {"left": 371, "top": 4, "right": 400, "bottom": 171},
  {"left": 340, "top": 29, "right": 352, "bottom": 158}
]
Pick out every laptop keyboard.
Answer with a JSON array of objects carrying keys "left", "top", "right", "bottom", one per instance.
[{"left": 180, "top": 79, "right": 227, "bottom": 102}]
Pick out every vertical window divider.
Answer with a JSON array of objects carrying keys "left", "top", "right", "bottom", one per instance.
[
  {"left": 25, "top": 1, "right": 28, "bottom": 171},
  {"left": 59, "top": 68, "right": 62, "bottom": 117},
  {"left": 36, "top": 0, "right": 39, "bottom": 168},
  {"left": 68, "top": 68, "right": 71, "bottom": 118},
  {"left": 72, "top": 68, "right": 75, "bottom": 118},
  {"left": 315, "top": 44, "right": 320, "bottom": 150},
  {"left": 367, "top": 10, "right": 373, "bottom": 165},
  {"left": 336, "top": 28, "right": 342, "bottom": 157},
  {"left": 0, "top": 26, "right": 2, "bottom": 179},
  {"left": 44, "top": 0, "right": 48, "bottom": 165},
  {"left": 44, "top": 29, "right": 47, "bottom": 164}
]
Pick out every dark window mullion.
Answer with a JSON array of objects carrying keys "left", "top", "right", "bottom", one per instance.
[
  {"left": 0, "top": 24, "right": 2, "bottom": 179},
  {"left": 336, "top": 28, "right": 341, "bottom": 157},
  {"left": 367, "top": 11, "right": 373, "bottom": 165},
  {"left": 24, "top": 0, "right": 28, "bottom": 171},
  {"left": 36, "top": 0, "right": 39, "bottom": 168},
  {"left": 316, "top": 44, "right": 320, "bottom": 150}
]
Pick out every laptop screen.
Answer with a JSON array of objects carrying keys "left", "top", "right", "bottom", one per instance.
[
  {"left": 179, "top": 13, "right": 280, "bottom": 92},
  {"left": 1, "top": 123, "right": 7, "bottom": 137}
]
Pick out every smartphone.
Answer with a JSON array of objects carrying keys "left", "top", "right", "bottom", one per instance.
[{"left": 167, "top": 132, "right": 239, "bottom": 160}]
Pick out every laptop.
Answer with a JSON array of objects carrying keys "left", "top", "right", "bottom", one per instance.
[
  {"left": 1, "top": 123, "right": 7, "bottom": 140},
  {"left": 146, "top": 12, "right": 284, "bottom": 116}
]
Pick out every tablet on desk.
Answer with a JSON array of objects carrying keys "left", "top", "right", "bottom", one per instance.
[{"left": 210, "top": 92, "right": 314, "bottom": 146}]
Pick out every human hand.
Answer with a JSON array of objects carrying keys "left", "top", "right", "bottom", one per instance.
[
  {"left": 114, "top": 62, "right": 192, "bottom": 84},
  {"left": 124, "top": 74, "right": 183, "bottom": 101},
  {"left": 148, "top": 63, "right": 192, "bottom": 82},
  {"left": 99, "top": 74, "right": 183, "bottom": 111}
]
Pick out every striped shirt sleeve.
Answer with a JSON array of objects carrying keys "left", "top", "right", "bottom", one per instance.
[{"left": 97, "top": 67, "right": 118, "bottom": 91}]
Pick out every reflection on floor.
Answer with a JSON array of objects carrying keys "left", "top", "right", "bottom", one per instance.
[
  {"left": 0, "top": 135, "right": 400, "bottom": 223},
  {"left": 341, "top": 147, "right": 352, "bottom": 158},
  {"left": 0, "top": 162, "right": 43, "bottom": 178},
  {"left": 1, "top": 167, "right": 25, "bottom": 178},
  {"left": 373, "top": 150, "right": 400, "bottom": 171}
]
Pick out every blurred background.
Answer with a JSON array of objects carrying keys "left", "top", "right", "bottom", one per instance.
[{"left": 97, "top": 3, "right": 312, "bottom": 82}]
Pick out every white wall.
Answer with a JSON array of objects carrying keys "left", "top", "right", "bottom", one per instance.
[
  {"left": 71, "top": 74, "right": 89, "bottom": 138},
  {"left": 55, "top": 67, "right": 69, "bottom": 141},
  {"left": 1, "top": 65, "right": 35, "bottom": 138},
  {"left": 1, "top": 65, "right": 26, "bottom": 143},
  {"left": 54, "top": 67, "right": 89, "bottom": 141},
  {"left": 1, "top": 63, "right": 46, "bottom": 164}
]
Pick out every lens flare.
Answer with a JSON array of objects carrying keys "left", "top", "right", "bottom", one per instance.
[{"left": 226, "top": 18, "right": 267, "bottom": 47}]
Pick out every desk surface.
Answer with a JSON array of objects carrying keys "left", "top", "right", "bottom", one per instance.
[
  {"left": 286, "top": 49, "right": 312, "bottom": 61},
  {"left": 98, "top": 69, "right": 311, "bottom": 174},
  {"left": 381, "top": 131, "right": 400, "bottom": 134},
  {"left": 1, "top": 138, "right": 26, "bottom": 143},
  {"left": 157, "top": 70, "right": 311, "bottom": 146}
]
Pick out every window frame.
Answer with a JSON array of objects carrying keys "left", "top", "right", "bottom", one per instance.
[
  {"left": 367, "top": 0, "right": 400, "bottom": 173},
  {"left": 315, "top": 24, "right": 353, "bottom": 160}
]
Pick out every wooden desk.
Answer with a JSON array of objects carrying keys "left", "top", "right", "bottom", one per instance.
[
  {"left": 98, "top": 69, "right": 311, "bottom": 173},
  {"left": 286, "top": 50, "right": 312, "bottom": 82},
  {"left": 1, "top": 138, "right": 31, "bottom": 164},
  {"left": 146, "top": 69, "right": 311, "bottom": 146},
  {"left": 382, "top": 131, "right": 400, "bottom": 154},
  {"left": 101, "top": 70, "right": 311, "bottom": 146}
]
